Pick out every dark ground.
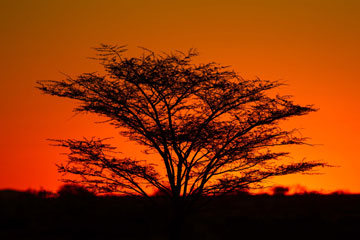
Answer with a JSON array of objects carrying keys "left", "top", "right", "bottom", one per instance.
[{"left": 1, "top": 190, "right": 359, "bottom": 239}]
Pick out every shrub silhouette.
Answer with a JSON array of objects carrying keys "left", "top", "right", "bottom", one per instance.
[
  {"left": 271, "top": 186, "right": 290, "bottom": 196},
  {"left": 57, "top": 184, "right": 94, "bottom": 198}
]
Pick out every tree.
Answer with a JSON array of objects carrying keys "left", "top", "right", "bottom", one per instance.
[{"left": 37, "top": 44, "right": 325, "bottom": 237}]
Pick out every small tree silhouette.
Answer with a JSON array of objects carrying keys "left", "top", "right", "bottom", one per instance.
[
  {"left": 271, "top": 186, "right": 290, "bottom": 196},
  {"left": 37, "top": 44, "right": 326, "bottom": 238},
  {"left": 57, "top": 183, "right": 94, "bottom": 198}
]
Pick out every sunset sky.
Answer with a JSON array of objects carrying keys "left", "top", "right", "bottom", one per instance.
[{"left": 1, "top": 0, "right": 359, "bottom": 193}]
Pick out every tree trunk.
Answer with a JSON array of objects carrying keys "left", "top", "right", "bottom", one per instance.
[{"left": 167, "top": 199, "right": 186, "bottom": 240}]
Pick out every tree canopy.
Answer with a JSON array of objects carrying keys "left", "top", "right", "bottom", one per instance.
[{"left": 37, "top": 44, "right": 325, "bottom": 202}]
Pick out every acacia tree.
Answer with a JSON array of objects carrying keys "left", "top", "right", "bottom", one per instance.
[{"left": 37, "top": 44, "right": 324, "bottom": 210}]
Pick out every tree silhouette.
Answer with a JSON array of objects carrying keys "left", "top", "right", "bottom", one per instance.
[{"left": 37, "top": 44, "right": 325, "bottom": 237}]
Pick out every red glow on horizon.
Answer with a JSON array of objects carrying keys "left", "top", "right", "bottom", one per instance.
[{"left": 251, "top": 185, "right": 354, "bottom": 196}]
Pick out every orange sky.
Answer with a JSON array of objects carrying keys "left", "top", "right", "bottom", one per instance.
[{"left": 1, "top": 0, "right": 359, "bottom": 193}]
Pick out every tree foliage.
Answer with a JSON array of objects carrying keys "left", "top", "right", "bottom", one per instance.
[{"left": 37, "top": 44, "right": 325, "bottom": 204}]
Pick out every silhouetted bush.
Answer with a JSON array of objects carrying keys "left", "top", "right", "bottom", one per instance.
[
  {"left": 26, "top": 188, "right": 55, "bottom": 198},
  {"left": 271, "top": 186, "right": 289, "bottom": 196},
  {"left": 57, "top": 184, "right": 94, "bottom": 198}
]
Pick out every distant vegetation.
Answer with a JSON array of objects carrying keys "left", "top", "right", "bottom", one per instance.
[{"left": 1, "top": 184, "right": 359, "bottom": 239}]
